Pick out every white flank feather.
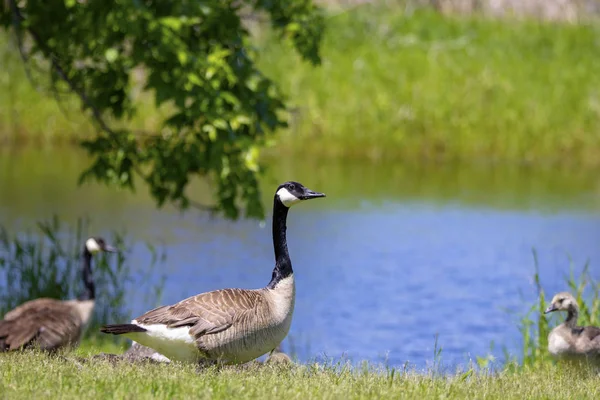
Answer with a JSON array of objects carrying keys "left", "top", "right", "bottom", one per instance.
[{"left": 126, "top": 320, "right": 200, "bottom": 363}]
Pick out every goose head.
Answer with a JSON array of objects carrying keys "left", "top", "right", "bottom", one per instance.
[
  {"left": 275, "top": 181, "right": 326, "bottom": 208},
  {"left": 85, "top": 237, "right": 118, "bottom": 255},
  {"left": 545, "top": 292, "right": 578, "bottom": 314}
]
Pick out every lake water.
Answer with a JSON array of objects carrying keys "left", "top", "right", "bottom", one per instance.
[{"left": 1, "top": 147, "right": 600, "bottom": 370}]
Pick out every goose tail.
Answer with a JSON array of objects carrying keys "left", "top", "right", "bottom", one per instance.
[{"left": 100, "top": 324, "right": 147, "bottom": 335}]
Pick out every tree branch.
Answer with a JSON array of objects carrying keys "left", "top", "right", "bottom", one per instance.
[
  {"left": 8, "top": 0, "right": 37, "bottom": 90},
  {"left": 187, "top": 199, "right": 219, "bottom": 215},
  {"left": 8, "top": 0, "right": 218, "bottom": 214},
  {"left": 10, "top": 1, "right": 115, "bottom": 136}
]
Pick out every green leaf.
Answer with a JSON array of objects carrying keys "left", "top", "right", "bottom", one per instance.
[
  {"left": 177, "top": 51, "right": 188, "bottom": 65},
  {"left": 244, "top": 146, "right": 260, "bottom": 173},
  {"left": 158, "top": 17, "right": 183, "bottom": 31},
  {"left": 205, "top": 67, "right": 216, "bottom": 80},
  {"left": 204, "top": 124, "right": 217, "bottom": 141},
  {"left": 188, "top": 73, "right": 202, "bottom": 86},
  {"left": 213, "top": 119, "right": 228, "bottom": 130},
  {"left": 104, "top": 48, "right": 119, "bottom": 63},
  {"left": 286, "top": 22, "right": 301, "bottom": 33},
  {"left": 221, "top": 92, "right": 240, "bottom": 107}
]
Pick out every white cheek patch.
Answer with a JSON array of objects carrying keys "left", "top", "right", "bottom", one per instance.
[
  {"left": 86, "top": 238, "right": 101, "bottom": 254},
  {"left": 277, "top": 187, "right": 301, "bottom": 207}
]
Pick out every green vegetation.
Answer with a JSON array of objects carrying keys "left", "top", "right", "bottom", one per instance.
[
  {"left": 1, "top": 351, "right": 599, "bottom": 399},
  {"left": 3, "top": 5, "right": 600, "bottom": 167},
  {"left": 258, "top": 5, "right": 600, "bottom": 164},
  {"left": 0, "top": 0, "right": 324, "bottom": 220},
  {"left": 0, "top": 34, "right": 93, "bottom": 144},
  {"left": 2, "top": 4, "right": 600, "bottom": 217},
  {"left": 0, "top": 217, "right": 166, "bottom": 334}
]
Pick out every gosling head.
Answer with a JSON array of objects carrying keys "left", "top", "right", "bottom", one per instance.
[
  {"left": 545, "top": 292, "right": 578, "bottom": 314},
  {"left": 85, "top": 237, "right": 118, "bottom": 255},
  {"left": 266, "top": 352, "right": 293, "bottom": 365},
  {"left": 275, "top": 181, "right": 326, "bottom": 208}
]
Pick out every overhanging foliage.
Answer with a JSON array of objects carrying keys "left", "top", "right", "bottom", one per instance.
[{"left": 0, "top": 0, "right": 324, "bottom": 219}]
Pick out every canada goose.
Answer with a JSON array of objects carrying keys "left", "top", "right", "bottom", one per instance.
[
  {"left": 0, "top": 237, "right": 117, "bottom": 352},
  {"left": 545, "top": 292, "right": 600, "bottom": 360},
  {"left": 101, "top": 181, "right": 325, "bottom": 365}
]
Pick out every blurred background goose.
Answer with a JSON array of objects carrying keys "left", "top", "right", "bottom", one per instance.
[
  {"left": 265, "top": 344, "right": 292, "bottom": 365},
  {"left": 0, "top": 237, "right": 117, "bottom": 352},
  {"left": 545, "top": 292, "right": 600, "bottom": 360},
  {"left": 101, "top": 181, "right": 325, "bottom": 365}
]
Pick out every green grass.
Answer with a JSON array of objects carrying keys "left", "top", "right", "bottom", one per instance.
[
  {"left": 0, "top": 34, "right": 171, "bottom": 146},
  {"left": 0, "top": 34, "right": 91, "bottom": 145},
  {"left": 2, "top": 261, "right": 600, "bottom": 399},
  {"left": 3, "top": 5, "right": 600, "bottom": 165},
  {"left": 1, "top": 350, "right": 599, "bottom": 399},
  {"left": 257, "top": 5, "right": 600, "bottom": 164}
]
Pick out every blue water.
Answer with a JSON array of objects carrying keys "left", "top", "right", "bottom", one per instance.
[{"left": 1, "top": 149, "right": 600, "bottom": 369}]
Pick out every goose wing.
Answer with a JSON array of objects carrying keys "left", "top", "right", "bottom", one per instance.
[
  {"left": 133, "top": 288, "right": 264, "bottom": 338},
  {"left": 0, "top": 300, "right": 82, "bottom": 351},
  {"left": 583, "top": 326, "right": 600, "bottom": 343},
  {"left": 3, "top": 298, "right": 59, "bottom": 320}
]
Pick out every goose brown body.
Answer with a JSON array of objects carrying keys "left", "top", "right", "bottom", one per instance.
[
  {"left": 100, "top": 181, "right": 325, "bottom": 365},
  {"left": 126, "top": 276, "right": 295, "bottom": 364},
  {"left": 545, "top": 292, "right": 600, "bottom": 360},
  {"left": 0, "top": 298, "right": 94, "bottom": 351},
  {"left": 0, "top": 237, "right": 116, "bottom": 352}
]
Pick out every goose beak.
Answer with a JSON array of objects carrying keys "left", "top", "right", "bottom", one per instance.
[
  {"left": 104, "top": 245, "right": 118, "bottom": 253},
  {"left": 302, "top": 189, "right": 326, "bottom": 200},
  {"left": 544, "top": 304, "right": 557, "bottom": 314}
]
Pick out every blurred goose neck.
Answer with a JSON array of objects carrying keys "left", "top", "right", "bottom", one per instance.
[
  {"left": 565, "top": 306, "right": 578, "bottom": 329},
  {"left": 267, "top": 197, "right": 292, "bottom": 289},
  {"left": 78, "top": 248, "right": 95, "bottom": 301}
]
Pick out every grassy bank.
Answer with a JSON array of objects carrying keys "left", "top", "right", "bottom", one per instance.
[
  {"left": 257, "top": 5, "right": 600, "bottom": 163},
  {"left": 1, "top": 351, "right": 599, "bottom": 400},
  {"left": 2, "top": 5, "right": 600, "bottom": 164}
]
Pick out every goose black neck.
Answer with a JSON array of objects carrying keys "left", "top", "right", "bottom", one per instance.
[
  {"left": 78, "top": 249, "right": 95, "bottom": 301},
  {"left": 565, "top": 307, "right": 578, "bottom": 329},
  {"left": 267, "top": 197, "right": 292, "bottom": 289}
]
